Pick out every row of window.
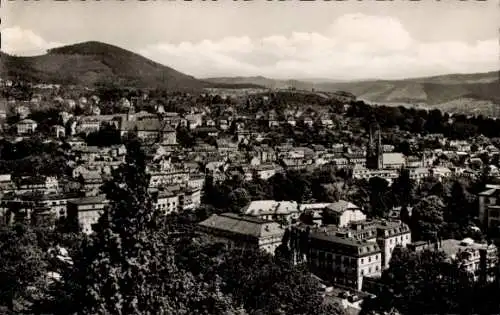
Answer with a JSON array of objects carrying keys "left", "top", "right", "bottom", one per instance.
[
  {"left": 360, "top": 254, "right": 379, "bottom": 264},
  {"left": 360, "top": 265, "right": 380, "bottom": 275},
  {"left": 389, "top": 234, "right": 410, "bottom": 244}
]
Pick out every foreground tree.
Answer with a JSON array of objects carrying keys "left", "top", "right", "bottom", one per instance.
[
  {"left": 0, "top": 224, "right": 48, "bottom": 312},
  {"left": 55, "top": 136, "right": 237, "bottom": 314},
  {"left": 361, "top": 249, "right": 474, "bottom": 315}
]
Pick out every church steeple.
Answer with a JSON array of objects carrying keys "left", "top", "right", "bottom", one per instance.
[{"left": 366, "top": 123, "right": 383, "bottom": 170}]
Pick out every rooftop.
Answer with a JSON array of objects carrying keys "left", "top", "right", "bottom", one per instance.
[
  {"left": 198, "top": 212, "right": 285, "bottom": 239},
  {"left": 242, "top": 200, "right": 299, "bottom": 216}
]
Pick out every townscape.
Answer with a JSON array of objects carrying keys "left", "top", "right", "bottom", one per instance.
[{"left": 1, "top": 63, "right": 500, "bottom": 315}]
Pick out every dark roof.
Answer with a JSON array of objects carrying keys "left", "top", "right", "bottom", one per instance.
[
  {"left": 67, "top": 195, "right": 108, "bottom": 205},
  {"left": 121, "top": 119, "right": 175, "bottom": 132},
  {"left": 199, "top": 212, "right": 284, "bottom": 238}
]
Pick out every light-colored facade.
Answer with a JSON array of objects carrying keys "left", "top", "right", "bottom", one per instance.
[
  {"left": 308, "top": 229, "right": 382, "bottom": 291},
  {"left": 325, "top": 200, "right": 367, "bottom": 228},
  {"left": 441, "top": 238, "right": 498, "bottom": 283},
  {"left": 155, "top": 191, "right": 179, "bottom": 215},
  {"left": 16, "top": 119, "right": 38, "bottom": 135},
  {"left": 478, "top": 185, "right": 500, "bottom": 231},
  {"left": 242, "top": 200, "right": 300, "bottom": 223},
  {"left": 198, "top": 213, "right": 285, "bottom": 255},
  {"left": 375, "top": 221, "right": 412, "bottom": 269}
]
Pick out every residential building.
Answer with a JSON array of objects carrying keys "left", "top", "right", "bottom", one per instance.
[
  {"left": 307, "top": 228, "right": 382, "bottom": 291},
  {"left": 154, "top": 190, "right": 179, "bottom": 215},
  {"left": 440, "top": 238, "right": 498, "bottom": 283},
  {"left": 16, "top": 119, "right": 38, "bottom": 135},
  {"left": 478, "top": 185, "right": 500, "bottom": 231},
  {"left": 242, "top": 200, "right": 300, "bottom": 223},
  {"left": 198, "top": 213, "right": 285, "bottom": 255},
  {"left": 323, "top": 200, "right": 367, "bottom": 227},
  {"left": 67, "top": 195, "right": 109, "bottom": 234},
  {"left": 375, "top": 220, "right": 412, "bottom": 269}
]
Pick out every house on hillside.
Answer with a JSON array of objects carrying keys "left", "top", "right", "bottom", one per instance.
[{"left": 16, "top": 119, "right": 38, "bottom": 135}]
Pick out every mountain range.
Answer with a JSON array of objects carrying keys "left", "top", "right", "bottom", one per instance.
[
  {"left": 0, "top": 41, "right": 498, "bottom": 115},
  {"left": 206, "top": 72, "right": 500, "bottom": 114}
]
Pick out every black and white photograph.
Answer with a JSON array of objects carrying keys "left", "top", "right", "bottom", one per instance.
[{"left": 0, "top": 0, "right": 499, "bottom": 314}]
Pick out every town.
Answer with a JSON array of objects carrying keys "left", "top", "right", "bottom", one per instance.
[{"left": 1, "top": 76, "right": 500, "bottom": 315}]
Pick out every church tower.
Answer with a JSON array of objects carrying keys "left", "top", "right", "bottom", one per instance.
[{"left": 366, "top": 124, "right": 383, "bottom": 169}]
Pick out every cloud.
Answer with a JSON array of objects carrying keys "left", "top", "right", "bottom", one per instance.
[
  {"left": 140, "top": 13, "right": 499, "bottom": 80},
  {"left": 2, "top": 26, "right": 63, "bottom": 55}
]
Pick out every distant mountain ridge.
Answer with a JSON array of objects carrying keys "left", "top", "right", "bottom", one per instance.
[
  {"left": 207, "top": 72, "right": 500, "bottom": 115},
  {"left": 0, "top": 41, "right": 261, "bottom": 91},
  {"left": 1, "top": 41, "right": 498, "bottom": 116}
]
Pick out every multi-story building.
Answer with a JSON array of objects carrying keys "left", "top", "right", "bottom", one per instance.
[
  {"left": 478, "top": 185, "right": 500, "bottom": 232},
  {"left": 317, "top": 219, "right": 411, "bottom": 270},
  {"left": 307, "top": 228, "right": 382, "bottom": 291},
  {"left": 67, "top": 195, "right": 108, "bottom": 234},
  {"left": 198, "top": 213, "right": 285, "bottom": 255},
  {"left": 154, "top": 190, "right": 179, "bottom": 215},
  {"left": 15, "top": 176, "right": 59, "bottom": 194},
  {"left": 16, "top": 119, "right": 38, "bottom": 135},
  {"left": 440, "top": 238, "right": 498, "bottom": 283},
  {"left": 323, "top": 200, "right": 367, "bottom": 227},
  {"left": 242, "top": 200, "right": 300, "bottom": 224},
  {"left": 79, "top": 171, "right": 103, "bottom": 196},
  {"left": 375, "top": 220, "right": 412, "bottom": 269}
]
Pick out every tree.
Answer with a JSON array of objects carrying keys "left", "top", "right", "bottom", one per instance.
[
  {"left": 177, "top": 239, "right": 345, "bottom": 315},
  {"left": 391, "top": 168, "right": 416, "bottom": 207},
  {"left": 0, "top": 224, "right": 49, "bottom": 312},
  {"left": 368, "top": 177, "right": 392, "bottom": 218},
  {"left": 361, "top": 249, "right": 474, "bottom": 315},
  {"left": 228, "top": 188, "right": 251, "bottom": 213},
  {"left": 57, "top": 136, "right": 236, "bottom": 314},
  {"left": 410, "top": 195, "right": 445, "bottom": 242}
]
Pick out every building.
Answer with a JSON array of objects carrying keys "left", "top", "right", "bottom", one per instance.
[
  {"left": 440, "top": 238, "right": 498, "bottom": 283},
  {"left": 16, "top": 119, "right": 38, "bottom": 135},
  {"left": 79, "top": 171, "right": 103, "bottom": 196},
  {"left": 366, "top": 126, "right": 383, "bottom": 170},
  {"left": 478, "top": 185, "right": 500, "bottom": 232},
  {"left": 198, "top": 213, "right": 285, "bottom": 255},
  {"left": 382, "top": 153, "right": 405, "bottom": 169},
  {"left": 375, "top": 220, "right": 412, "bottom": 269},
  {"left": 154, "top": 190, "right": 179, "bottom": 215},
  {"left": 67, "top": 195, "right": 108, "bottom": 234},
  {"left": 121, "top": 118, "right": 176, "bottom": 144},
  {"left": 16, "top": 176, "right": 59, "bottom": 194},
  {"left": 323, "top": 200, "right": 367, "bottom": 227},
  {"left": 307, "top": 228, "right": 382, "bottom": 291},
  {"left": 317, "top": 219, "right": 411, "bottom": 270},
  {"left": 242, "top": 200, "right": 300, "bottom": 223}
]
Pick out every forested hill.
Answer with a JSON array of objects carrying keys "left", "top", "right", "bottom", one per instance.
[{"left": 0, "top": 41, "right": 262, "bottom": 91}]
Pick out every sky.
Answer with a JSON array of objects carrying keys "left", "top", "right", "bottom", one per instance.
[{"left": 2, "top": 0, "right": 499, "bottom": 81}]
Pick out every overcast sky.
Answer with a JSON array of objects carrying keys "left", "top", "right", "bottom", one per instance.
[{"left": 2, "top": 0, "right": 499, "bottom": 80}]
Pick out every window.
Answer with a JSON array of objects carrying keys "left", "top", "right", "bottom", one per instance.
[
  {"left": 361, "top": 258, "right": 364, "bottom": 264},
  {"left": 368, "top": 267, "right": 372, "bottom": 273},
  {"left": 369, "top": 257, "right": 372, "bottom": 263},
  {"left": 361, "top": 270, "right": 364, "bottom": 276},
  {"left": 376, "top": 266, "right": 379, "bottom": 271}
]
